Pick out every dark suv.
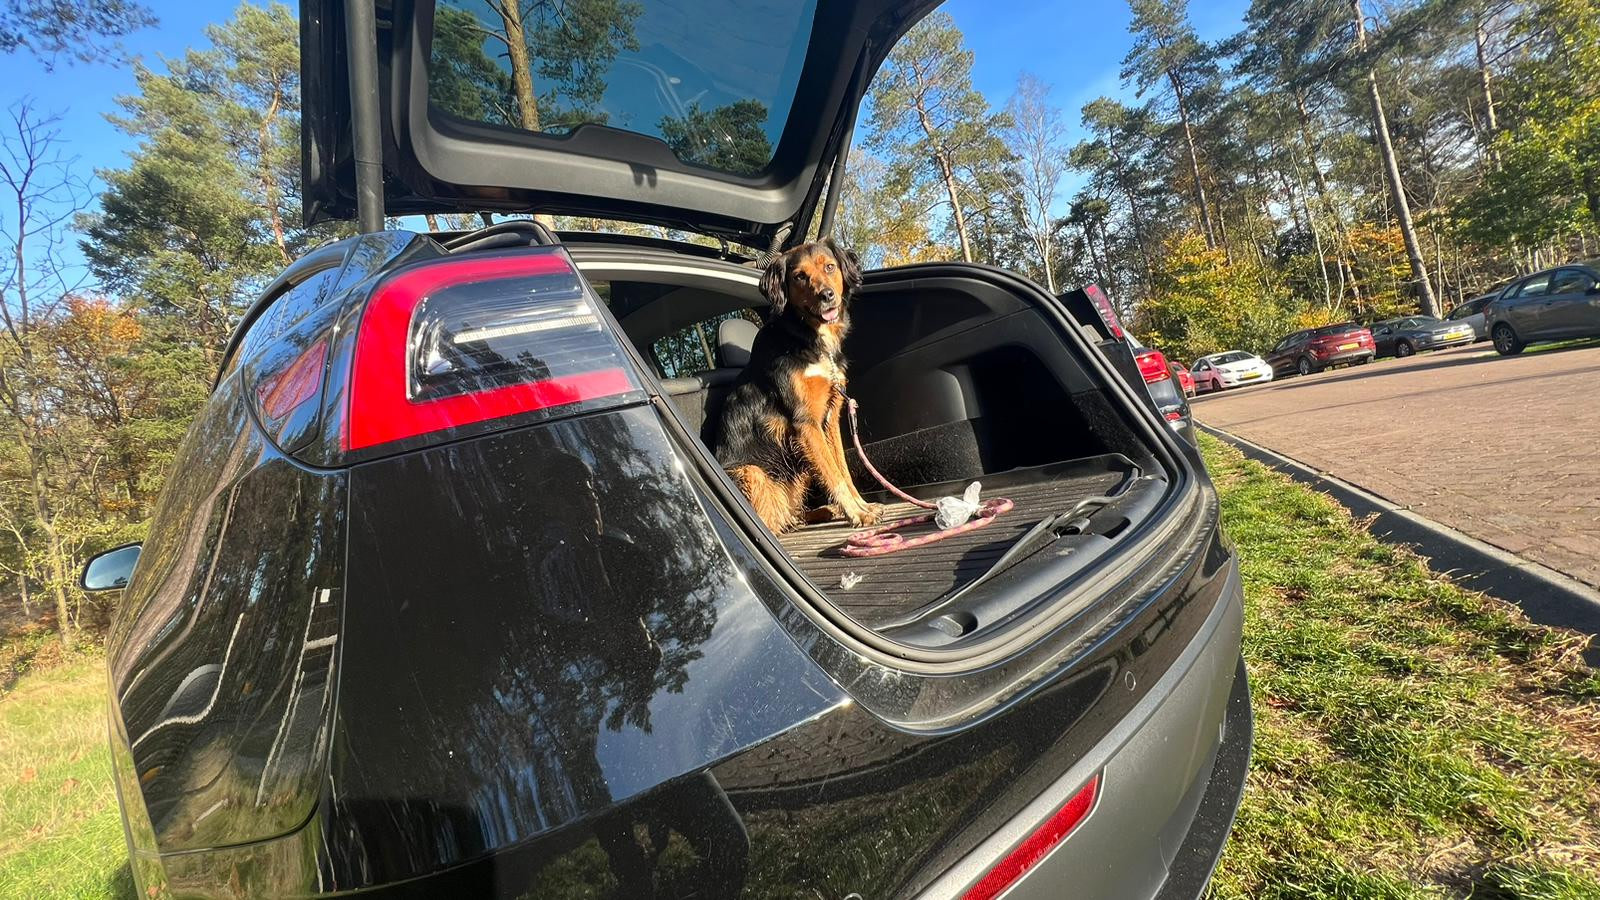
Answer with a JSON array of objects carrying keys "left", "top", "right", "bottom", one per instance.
[
  {"left": 81, "top": 2, "right": 1250, "bottom": 897},
  {"left": 1266, "top": 322, "right": 1376, "bottom": 376}
]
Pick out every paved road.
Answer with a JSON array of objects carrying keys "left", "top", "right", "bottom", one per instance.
[{"left": 1191, "top": 340, "right": 1600, "bottom": 590}]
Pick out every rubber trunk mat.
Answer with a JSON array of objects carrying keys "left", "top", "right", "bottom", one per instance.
[{"left": 777, "top": 456, "right": 1138, "bottom": 627}]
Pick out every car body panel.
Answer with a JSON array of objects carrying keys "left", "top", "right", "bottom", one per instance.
[
  {"left": 1545, "top": 268, "right": 1600, "bottom": 336},
  {"left": 114, "top": 389, "right": 1246, "bottom": 897}
]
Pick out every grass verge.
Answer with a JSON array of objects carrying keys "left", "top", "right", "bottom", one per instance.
[
  {"left": 0, "top": 437, "right": 1595, "bottom": 899},
  {"left": 0, "top": 655, "right": 132, "bottom": 898},
  {"left": 1201, "top": 433, "right": 1600, "bottom": 899}
]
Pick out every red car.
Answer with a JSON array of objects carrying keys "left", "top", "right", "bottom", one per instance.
[
  {"left": 1132, "top": 346, "right": 1193, "bottom": 435},
  {"left": 1265, "top": 322, "right": 1376, "bottom": 377},
  {"left": 1170, "top": 362, "right": 1197, "bottom": 397}
]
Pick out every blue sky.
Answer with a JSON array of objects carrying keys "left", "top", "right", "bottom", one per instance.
[{"left": 0, "top": 0, "right": 1252, "bottom": 274}]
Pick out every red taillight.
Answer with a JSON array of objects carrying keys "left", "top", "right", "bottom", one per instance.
[
  {"left": 1135, "top": 349, "right": 1171, "bottom": 383},
  {"left": 257, "top": 340, "right": 327, "bottom": 419},
  {"left": 344, "top": 249, "right": 639, "bottom": 452},
  {"left": 963, "top": 774, "right": 1101, "bottom": 900},
  {"left": 1085, "top": 284, "right": 1124, "bottom": 339},
  {"left": 1165, "top": 410, "right": 1184, "bottom": 421}
]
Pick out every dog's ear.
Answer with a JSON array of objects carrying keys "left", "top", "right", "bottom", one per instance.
[
  {"left": 825, "top": 236, "right": 863, "bottom": 296},
  {"left": 759, "top": 253, "right": 787, "bottom": 316}
]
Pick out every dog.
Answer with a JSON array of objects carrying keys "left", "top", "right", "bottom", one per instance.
[{"left": 715, "top": 238, "right": 882, "bottom": 534}]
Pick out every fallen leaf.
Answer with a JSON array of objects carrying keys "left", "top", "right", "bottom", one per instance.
[
  {"left": 60, "top": 777, "right": 79, "bottom": 794},
  {"left": 19, "top": 766, "right": 36, "bottom": 783}
]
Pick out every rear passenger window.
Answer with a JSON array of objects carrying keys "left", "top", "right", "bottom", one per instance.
[
  {"left": 651, "top": 309, "right": 763, "bottom": 378},
  {"left": 1551, "top": 270, "right": 1594, "bottom": 295},
  {"left": 1516, "top": 274, "right": 1552, "bottom": 298}
]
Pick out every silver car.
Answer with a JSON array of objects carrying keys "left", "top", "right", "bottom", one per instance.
[{"left": 1444, "top": 292, "right": 1501, "bottom": 342}]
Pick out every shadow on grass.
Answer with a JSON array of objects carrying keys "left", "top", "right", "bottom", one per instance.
[
  {"left": 106, "top": 860, "right": 137, "bottom": 899},
  {"left": 1525, "top": 336, "right": 1600, "bottom": 355}
]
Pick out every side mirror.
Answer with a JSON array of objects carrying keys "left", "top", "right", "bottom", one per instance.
[{"left": 81, "top": 543, "right": 141, "bottom": 592}]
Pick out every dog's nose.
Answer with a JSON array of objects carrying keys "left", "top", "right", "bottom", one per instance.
[{"left": 822, "top": 288, "right": 836, "bottom": 301}]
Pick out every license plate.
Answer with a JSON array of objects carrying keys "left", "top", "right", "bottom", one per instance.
[
  {"left": 1449, "top": 328, "right": 1470, "bottom": 339},
  {"left": 1338, "top": 342, "right": 1357, "bottom": 351},
  {"left": 1241, "top": 372, "right": 1261, "bottom": 380}
]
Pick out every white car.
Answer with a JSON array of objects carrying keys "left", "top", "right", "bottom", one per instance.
[{"left": 1191, "top": 351, "right": 1275, "bottom": 392}]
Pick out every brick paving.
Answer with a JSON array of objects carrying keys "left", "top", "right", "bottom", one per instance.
[{"left": 1191, "top": 340, "right": 1600, "bottom": 589}]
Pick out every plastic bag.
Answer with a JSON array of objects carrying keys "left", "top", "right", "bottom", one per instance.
[{"left": 934, "top": 482, "right": 983, "bottom": 529}]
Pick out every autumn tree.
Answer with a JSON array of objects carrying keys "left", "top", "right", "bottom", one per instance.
[{"left": 0, "top": 105, "right": 101, "bottom": 648}]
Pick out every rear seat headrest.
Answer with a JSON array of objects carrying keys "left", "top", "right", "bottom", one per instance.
[{"left": 717, "top": 317, "right": 759, "bottom": 369}]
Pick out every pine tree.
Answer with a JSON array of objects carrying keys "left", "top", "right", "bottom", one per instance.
[{"left": 864, "top": 11, "right": 1011, "bottom": 263}]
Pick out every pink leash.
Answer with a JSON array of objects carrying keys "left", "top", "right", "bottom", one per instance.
[{"left": 839, "top": 398, "right": 1013, "bottom": 558}]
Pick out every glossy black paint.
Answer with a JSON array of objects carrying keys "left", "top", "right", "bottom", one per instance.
[
  {"left": 109, "top": 229, "right": 1245, "bottom": 898},
  {"left": 107, "top": 371, "right": 348, "bottom": 854}
]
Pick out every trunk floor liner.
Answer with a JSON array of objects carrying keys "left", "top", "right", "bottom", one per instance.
[{"left": 777, "top": 456, "right": 1137, "bottom": 627}]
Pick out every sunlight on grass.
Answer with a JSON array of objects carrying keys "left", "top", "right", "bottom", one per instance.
[
  {"left": 1200, "top": 434, "right": 1600, "bottom": 900},
  {"left": 0, "top": 657, "right": 133, "bottom": 899}
]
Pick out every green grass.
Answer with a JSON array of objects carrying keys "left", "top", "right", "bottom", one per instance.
[
  {"left": 1524, "top": 336, "right": 1600, "bottom": 355},
  {"left": 1201, "top": 434, "right": 1600, "bottom": 899},
  {"left": 0, "top": 656, "right": 133, "bottom": 899},
  {"left": 1, "top": 439, "right": 1596, "bottom": 899}
]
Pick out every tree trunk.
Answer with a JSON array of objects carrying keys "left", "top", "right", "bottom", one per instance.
[
  {"left": 936, "top": 152, "right": 972, "bottom": 262},
  {"left": 911, "top": 95, "right": 972, "bottom": 262},
  {"left": 1105, "top": 140, "right": 1156, "bottom": 287},
  {"left": 1474, "top": 12, "right": 1499, "bottom": 169},
  {"left": 258, "top": 84, "right": 291, "bottom": 265},
  {"left": 1169, "top": 71, "right": 1217, "bottom": 248},
  {"left": 17, "top": 572, "right": 29, "bottom": 615},
  {"left": 27, "top": 452, "right": 71, "bottom": 650},
  {"left": 1353, "top": 0, "right": 1438, "bottom": 317},
  {"left": 497, "top": 2, "right": 541, "bottom": 132},
  {"left": 1294, "top": 92, "right": 1360, "bottom": 304}
]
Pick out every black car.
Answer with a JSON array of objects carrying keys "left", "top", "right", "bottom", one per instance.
[
  {"left": 1485, "top": 262, "right": 1600, "bottom": 355},
  {"left": 81, "top": 2, "right": 1250, "bottom": 897},
  {"left": 1369, "top": 315, "right": 1477, "bottom": 358}
]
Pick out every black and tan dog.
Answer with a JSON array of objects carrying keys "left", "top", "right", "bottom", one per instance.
[{"left": 715, "top": 238, "right": 882, "bottom": 534}]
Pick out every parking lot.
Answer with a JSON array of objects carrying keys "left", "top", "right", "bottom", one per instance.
[{"left": 1192, "top": 340, "right": 1600, "bottom": 590}]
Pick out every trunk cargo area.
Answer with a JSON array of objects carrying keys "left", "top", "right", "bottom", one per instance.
[
  {"left": 579, "top": 248, "right": 1168, "bottom": 640},
  {"left": 776, "top": 456, "right": 1138, "bottom": 626}
]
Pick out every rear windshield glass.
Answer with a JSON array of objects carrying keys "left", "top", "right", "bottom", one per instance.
[
  {"left": 428, "top": 0, "right": 818, "bottom": 176},
  {"left": 1311, "top": 322, "right": 1359, "bottom": 337}
]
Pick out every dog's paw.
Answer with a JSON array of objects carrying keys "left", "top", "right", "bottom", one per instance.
[{"left": 847, "top": 503, "right": 882, "bottom": 527}]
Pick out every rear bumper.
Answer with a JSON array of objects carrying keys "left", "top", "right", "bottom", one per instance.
[
  {"left": 1312, "top": 348, "right": 1372, "bottom": 366},
  {"left": 922, "top": 559, "right": 1249, "bottom": 899}
]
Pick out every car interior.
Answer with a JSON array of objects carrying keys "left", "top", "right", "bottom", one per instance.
[{"left": 572, "top": 240, "right": 1170, "bottom": 640}]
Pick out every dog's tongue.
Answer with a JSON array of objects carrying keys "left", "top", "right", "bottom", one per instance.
[{"left": 822, "top": 307, "right": 840, "bottom": 323}]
